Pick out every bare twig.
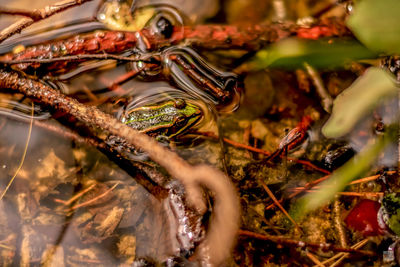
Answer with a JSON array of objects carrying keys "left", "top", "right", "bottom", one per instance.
[
  {"left": 1, "top": 19, "right": 353, "bottom": 69},
  {"left": 238, "top": 230, "right": 375, "bottom": 256},
  {"left": 0, "top": 53, "right": 155, "bottom": 65},
  {"left": 304, "top": 62, "right": 333, "bottom": 113},
  {"left": 289, "top": 190, "right": 384, "bottom": 198},
  {"left": 317, "top": 238, "right": 370, "bottom": 266},
  {"left": 69, "top": 182, "right": 120, "bottom": 210},
  {"left": 306, "top": 251, "right": 325, "bottom": 267},
  {"left": 333, "top": 196, "right": 347, "bottom": 248},
  {"left": 260, "top": 181, "right": 303, "bottom": 234},
  {"left": 170, "top": 18, "right": 351, "bottom": 51},
  {"left": 0, "top": 7, "right": 45, "bottom": 20},
  {"left": 196, "top": 131, "right": 331, "bottom": 174},
  {"left": 0, "top": 69, "right": 239, "bottom": 266},
  {"left": 291, "top": 171, "right": 396, "bottom": 191},
  {"left": 54, "top": 183, "right": 97, "bottom": 206},
  {"left": 0, "top": 0, "right": 94, "bottom": 44}
]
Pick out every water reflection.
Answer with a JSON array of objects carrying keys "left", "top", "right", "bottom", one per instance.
[{"left": 0, "top": 0, "right": 239, "bottom": 265}]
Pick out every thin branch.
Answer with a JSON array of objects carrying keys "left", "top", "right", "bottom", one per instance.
[
  {"left": 318, "top": 238, "right": 369, "bottom": 266},
  {"left": 169, "top": 18, "right": 351, "bottom": 51},
  {"left": 238, "top": 230, "right": 375, "bottom": 256},
  {"left": 260, "top": 181, "right": 303, "bottom": 234},
  {"left": 0, "top": 0, "right": 94, "bottom": 44},
  {"left": 0, "top": 53, "right": 156, "bottom": 65},
  {"left": 54, "top": 183, "right": 97, "bottom": 206},
  {"left": 306, "top": 251, "right": 325, "bottom": 267},
  {"left": 69, "top": 182, "right": 120, "bottom": 210},
  {"left": 266, "top": 174, "right": 331, "bottom": 210},
  {"left": 0, "top": 7, "right": 45, "bottom": 20},
  {"left": 333, "top": 196, "right": 347, "bottom": 248},
  {"left": 289, "top": 190, "right": 384, "bottom": 198},
  {"left": 304, "top": 62, "right": 333, "bottom": 113},
  {"left": 1, "top": 18, "right": 353, "bottom": 67},
  {"left": 0, "top": 69, "right": 239, "bottom": 266},
  {"left": 196, "top": 131, "right": 330, "bottom": 174}
]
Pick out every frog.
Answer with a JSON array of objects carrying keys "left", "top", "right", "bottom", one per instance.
[{"left": 120, "top": 98, "right": 202, "bottom": 140}]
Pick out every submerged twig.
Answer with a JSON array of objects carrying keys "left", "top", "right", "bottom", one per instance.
[
  {"left": 0, "top": 53, "right": 155, "bottom": 65},
  {"left": 291, "top": 171, "right": 396, "bottom": 191},
  {"left": 53, "top": 183, "right": 97, "bottom": 206},
  {"left": 69, "top": 182, "right": 120, "bottom": 210},
  {"left": 319, "top": 238, "right": 370, "bottom": 266},
  {"left": 266, "top": 174, "right": 331, "bottom": 210},
  {"left": 238, "top": 230, "right": 375, "bottom": 256},
  {"left": 0, "top": 69, "right": 239, "bottom": 266},
  {"left": 196, "top": 131, "right": 330, "bottom": 174},
  {"left": 306, "top": 251, "right": 325, "bottom": 267},
  {"left": 260, "top": 181, "right": 303, "bottom": 234}
]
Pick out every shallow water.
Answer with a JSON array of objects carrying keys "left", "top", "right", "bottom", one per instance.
[{"left": 0, "top": 0, "right": 399, "bottom": 266}]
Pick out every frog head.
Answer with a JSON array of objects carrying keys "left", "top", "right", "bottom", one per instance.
[{"left": 122, "top": 99, "right": 202, "bottom": 140}]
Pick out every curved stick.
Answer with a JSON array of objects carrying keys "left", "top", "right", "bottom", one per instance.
[{"left": 0, "top": 69, "right": 240, "bottom": 266}]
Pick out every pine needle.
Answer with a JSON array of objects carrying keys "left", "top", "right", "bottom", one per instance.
[{"left": 0, "top": 102, "right": 34, "bottom": 200}]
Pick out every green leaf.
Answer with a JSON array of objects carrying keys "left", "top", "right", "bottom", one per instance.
[
  {"left": 292, "top": 127, "right": 396, "bottom": 219},
  {"left": 347, "top": 0, "right": 400, "bottom": 54},
  {"left": 322, "top": 67, "right": 398, "bottom": 138},
  {"left": 240, "top": 38, "right": 375, "bottom": 71}
]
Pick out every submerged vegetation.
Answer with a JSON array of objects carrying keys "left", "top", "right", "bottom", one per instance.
[{"left": 0, "top": 0, "right": 398, "bottom": 266}]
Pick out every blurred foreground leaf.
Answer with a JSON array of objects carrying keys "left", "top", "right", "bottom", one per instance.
[
  {"left": 322, "top": 67, "right": 398, "bottom": 138},
  {"left": 292, "top": 126, "right": 396, "bottom": 219},
  {"left": 347, "top": 0, "right": 400, "bottom": 54},
  {"left": 239, "top": 38, "right": 375, "bottom": 71}
]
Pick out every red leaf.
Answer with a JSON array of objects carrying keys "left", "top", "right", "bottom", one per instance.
[{"left": 344, "top": 199, "right": 385, "bottom": 236}]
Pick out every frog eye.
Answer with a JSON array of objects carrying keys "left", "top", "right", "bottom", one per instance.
[
  {"left": 175, "top": 115, "right": 186, "bottom": 127},
  {"left": 174, "top": 99, "right": 186, "bottom": 109},
  {"left": 155, "top": 16, "right": 173, "bottom": 39},
  {"left": 156, "top": 135, "right": 170, "bottom": 143},
  {"left": 147, "top": 6, "right": 184, "bottom": 40}
]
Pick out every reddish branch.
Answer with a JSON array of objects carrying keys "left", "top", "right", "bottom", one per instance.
[
  {"left": 170, "top": 18, "right": 351, "bottom": 50},
  {"left": 197, "top": 131, "right": 330, "bottom": 174},
  {"left": 0, "top": 69, "right": 239, "bottom": 266},
  {"left": 1, "top": 18, "right": 352, "bottom": 73}
]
